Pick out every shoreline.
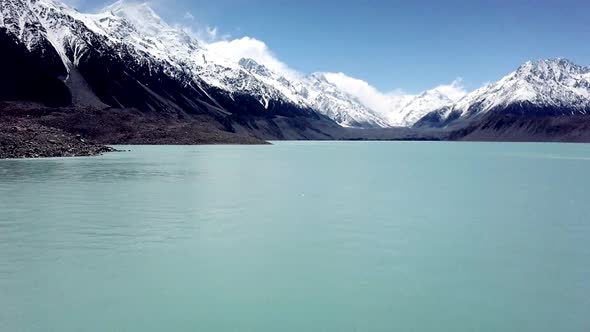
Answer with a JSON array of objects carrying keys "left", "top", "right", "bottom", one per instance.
[{"left": 0, "top": 105, "right": 270, "bottom": 160}]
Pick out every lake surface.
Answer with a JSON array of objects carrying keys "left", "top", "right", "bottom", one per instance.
[{"left": 1, "top": 142, "right": 589, "bottom": 332}]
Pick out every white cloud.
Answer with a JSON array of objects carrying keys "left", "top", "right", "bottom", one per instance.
[
  {"left": 123, "top": 1, "right": 223, "bottom": 43},
  {"left": 430, "top": 78, "right": 467, "bottom": 101},
  {"left": 322, "top": 73, "right": 468, "bottom": 117},
  {"left": 206, "top": 37, "right": 301, "bottom": 79},
  {"left": 179, "top": 25, "right": 224, "bottom": 43},
  {"left": 62, "top": 0, "right": 83, "bottom": 8},
  {"left": 322, "top": 72, "right": 411, "bottom": 114}
]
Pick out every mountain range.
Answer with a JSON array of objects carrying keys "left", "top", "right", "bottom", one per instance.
[
  {"left": 1, "top": 0, "right": 590, "bottom": 144},
  {"left": 417, "top": 59, "right": 590, "bottom": 127}
]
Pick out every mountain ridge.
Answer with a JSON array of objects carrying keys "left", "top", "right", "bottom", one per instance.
[{"left": 416, "top": 58, "right": 590, "bottom": 127}]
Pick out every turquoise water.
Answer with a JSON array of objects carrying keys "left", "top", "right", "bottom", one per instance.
[{"left": 1, "top": 142, "right": 589, "bottom": 332}]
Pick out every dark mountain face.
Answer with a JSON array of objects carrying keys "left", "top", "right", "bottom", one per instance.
[
  {"left": 74, "top": 42, "right": 213, "bottom": 115},
  {"left": 0, "top": 29, "right": 71, "bottom": 107},
  {"left": 413, "top": 102, "right": 590, "bottom": 129},
  {"left": 446, "top": 112, "right": 590, "bottom": 143}
]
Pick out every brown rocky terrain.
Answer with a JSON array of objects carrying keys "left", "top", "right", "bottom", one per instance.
[
  {"left": 0, "top": 102, "right": 269, "bottom": 159},
  {"left": 0, "top": 117, "right": 116, "bottom": 159}
]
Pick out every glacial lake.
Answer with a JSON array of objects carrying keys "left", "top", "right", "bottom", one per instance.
[{"left": 1, "top": 142, "right": 589, "bottom": 332}]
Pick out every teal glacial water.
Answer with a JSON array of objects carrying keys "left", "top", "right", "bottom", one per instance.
[{"left": 1, "top": 142, "right": 589, "bottom": 332}]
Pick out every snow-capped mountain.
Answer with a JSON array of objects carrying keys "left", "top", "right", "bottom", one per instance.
[
  {"left": 384, "top": 88, "right": 461, "bottom": 127},
  {"left": 0, "top": 0, "right": 319, "bottom": 121},
  {"left": 316, "top": 72, "right": 466, "bottom": 128},
  {"left": 88, "top": 1, "right": 315, "bottom": 111},
  {"left": 2, "top": 0, "right": 590, "bottom": 134},
  {"left": 417, "top": 59, "right": 590, "bottom": 127},
  {"left": 296, "top": 73, "right": 389, "bottom": 128},
  {"left": 86, "top": 0, "right": 397, "bottom": 126},
  {"left": 0, "top": 0, "right": 456, "bottom": 129},
  {"left": 397, "top": 90, "right": 456, "bottom": 126}
]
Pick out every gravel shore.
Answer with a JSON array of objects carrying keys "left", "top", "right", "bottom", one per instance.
[
  {"left": 0, "top": 117, "right": 116, "bottom": 159},
  {"left": 0, "top": 103, "right": 268, "bottom": 159}
]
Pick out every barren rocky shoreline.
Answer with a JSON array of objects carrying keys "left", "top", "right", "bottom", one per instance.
[
  {"left": 0, "top": 117, "right": 117, "bottom": 159},
  {"left": 0, "top": 103, "right": 269, "bottom": 159}
]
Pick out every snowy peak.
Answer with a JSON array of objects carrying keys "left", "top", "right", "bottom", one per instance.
[
  {"left": 238, "top": 58, "right": 273, "bottom": 77},
  {"left": 413, "top": 89, "right": 455, "bottom": 107},
  {"left": 101, "top": 1, "right": 166, "bottom": 35},
  {"left": 394, "top": 88, "right": 455, "bottom": 126},
  {"left": 380, "top": 82, "right": 466, "bottom": 127},
  {"left": 309, "top": 72, "right": 330, "bottom": 83},
  {"left": 417, "top": 58, "right": 590, "bottom": 127},
  {"left": 94, "top": 1, "right": 203, "bottom": 58},
  {"left": 515, "top": 58, "right": 590, "bottom": 81},
  {"left": 300, "top": 72, "right": 389, "bottom": 128},
  {"left": 491, "top": 58, "right": 590, "bottom": 107}
]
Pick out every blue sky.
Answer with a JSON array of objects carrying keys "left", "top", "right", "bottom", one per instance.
[{"left": 75, "top": 0, "right": 589, "bottom": 93}]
